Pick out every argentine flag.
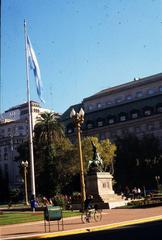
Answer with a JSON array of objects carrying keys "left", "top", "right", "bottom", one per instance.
[{"left": 27, "top": 36, "right": 45, "bottom": 103}]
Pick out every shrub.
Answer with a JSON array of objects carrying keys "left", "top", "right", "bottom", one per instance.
[
  {"left": 71, "top": 192, "right": 81, "bottom": 204},
  {"left": 52, "top": 195, "right": 68, "bottom": 209}
]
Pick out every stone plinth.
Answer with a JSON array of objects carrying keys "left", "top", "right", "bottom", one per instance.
[
  {"left": 86, "top": 172, "right": 125, "bottom": 208},
  {"left": 86, "top": 172, "right": 114, "bottom": 196}
]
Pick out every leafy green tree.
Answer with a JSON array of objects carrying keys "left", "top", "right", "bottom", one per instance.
[
  {"left": 100, "top": 139, "right": 117, "bottom": 172},
  {"left": 138, "top": 134, "right": 162, "bottom": 188},
  {"left": 114, "top": 134, "right": 162, "bottom": 190},
  {"left": 81, "top": 136, "right": 116, "bottom": 173},
  {"left": 53, "top": 137, "right": 79, "bottom": 194},
  {"left": 114, "top": 134, "right": 140, "bottom": 189}
]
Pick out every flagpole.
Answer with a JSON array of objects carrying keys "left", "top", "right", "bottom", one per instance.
[{"left": 24, "top": 20, "right": 36, "bottom": 198}]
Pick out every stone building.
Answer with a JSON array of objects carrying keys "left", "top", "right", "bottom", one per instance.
[
  {"left": 0, "top": 101, "right": 51, "bottom": 188},
  {"left": 61, "top": 73, "right": 162, "bottom": 148}
]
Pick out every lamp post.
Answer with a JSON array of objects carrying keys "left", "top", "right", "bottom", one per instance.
[
  {"left": 70, "top": 108, "right": 86, "bottom": 210},
  {"left": 21, "top": 160, "right": 29, "bottom": 205}
]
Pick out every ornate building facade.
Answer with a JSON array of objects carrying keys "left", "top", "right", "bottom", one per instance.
[
  {"left": 61, "top": 73, "right": 162, "bottom": 148},
  {"left": 0, "top": 101, "right": 51, "bottom": 188}
]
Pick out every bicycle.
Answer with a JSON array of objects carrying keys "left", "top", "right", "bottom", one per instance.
[{"left": 81, "top": 208, "right": 102, "bottom": 223}]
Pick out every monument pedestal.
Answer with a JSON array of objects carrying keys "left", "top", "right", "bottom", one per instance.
[{"left": 86, "top": 172, "right": 126, "bottom": 209}]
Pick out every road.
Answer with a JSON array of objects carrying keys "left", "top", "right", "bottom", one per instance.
[{"left": 39, "top": 219, "right": 162, "bottom": 240}]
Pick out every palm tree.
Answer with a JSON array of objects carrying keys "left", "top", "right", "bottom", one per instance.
[
  {"left": 33, "top": 112, "right": 65, "bottom": 196},
  {"left": 34, "top": 112, "right": 64, "bottom": 145}
]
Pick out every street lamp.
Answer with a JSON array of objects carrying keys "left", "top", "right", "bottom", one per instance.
[
  {"left": 21, "top": 160, "right": 29, "bottom": 205},
  {"left": 70, "top": 108, "right": 86, "bottom": 210}
]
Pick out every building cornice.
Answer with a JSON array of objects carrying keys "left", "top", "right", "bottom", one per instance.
[{"left": 83, "top": 73, "right": 162, "bottom": 102}]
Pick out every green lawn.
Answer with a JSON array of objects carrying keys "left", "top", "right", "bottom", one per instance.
[{"left": 0, "top": 211, "right": 80, "bottom": 225}]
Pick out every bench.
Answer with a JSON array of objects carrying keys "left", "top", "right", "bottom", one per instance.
[
  {"left": 145, "top": 193, "right": 162, "bottom": 203},
  {"left": 44, "top": 205, "right": 64, "bottom": 232},
  {"left": 150, "top": 194, "right": 162, "bottom": 201}
]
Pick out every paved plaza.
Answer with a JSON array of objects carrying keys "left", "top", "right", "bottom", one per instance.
[{"left": 1, "top": 206, "right": 162, "bottom": 240}]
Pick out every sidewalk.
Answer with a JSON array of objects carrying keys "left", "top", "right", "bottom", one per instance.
[{"left": 1, "top": 206, "right": 162, "bottom": 240}]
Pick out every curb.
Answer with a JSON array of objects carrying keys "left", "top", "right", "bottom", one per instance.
[{"left": 3, "top": 215, "right": 162, "bottom": 240}]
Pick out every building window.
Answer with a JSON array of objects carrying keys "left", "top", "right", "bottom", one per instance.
[
  {"left": 116, "top": 97, "right": 123, "bottom": 103},
  {"left": 33, "top": 108, "right": 40, "bottom": 113},
  {"left": 159, "top": 86, "right": 162, "bottom": 92},
  {"left": 136, "top": 91, "right": 143, "bottom": 98},
  {"left": 120, "top": 115, "right": 126, "bottom": 122},
  {"left": 97, "top": 119, "right": 104, "bottom": 127},
  {"left": 126, "top": 95, "right": 132, "bottom": 101},
  {"left": 97, "top": 121, "right": 103, "bottom": 127},
  {"left": 66, "top": 123, "right": 74, "bottom": 134},
  {"left": 106, "top": 101, "right": 112, "bottom": 106},
  {"left": 88, "top": 105, "right": 93, "bottom": 111},
  {"left": 108, "top": 118, "right": 115, "bottom": 124},
  {"left": 157, "top": 107, "right": 162, "bottom": 113},
  {"left": 87, "top": 123, "right": 93, "bottom": 129},
  {"left": 144, "top": 110, "right": 151, "bottom": 116},
  {"left": 119, "top": 113, "right": 127, "bottom": 122},
  {"left": 67, "top": 128, "right": 73, "bottom": 134},
  {"left": 97, "top": 103, "right": 102, "bottom": 109},
  {"left": 144, "top": 108, "right": 152, "bottom": 116},
  {"left": 147, "top": 89, "right": 155, "bottom": 95},
  {"left": 132, "top": 113, "right": 138, "bottom": 119},
  {"left": 86, "top": 121, "right": 94, "bottom": 129},
  {"left": 131, "top": 110, "right": 139, "bottom": 119},
  {"left": 156, "top": 104, "right": 162, "bottom": 113}
]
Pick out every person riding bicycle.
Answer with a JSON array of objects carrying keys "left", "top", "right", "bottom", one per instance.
[
  {"left": 84, "top": 195, "right": 94, "bottom": 211},
  {"left": 84, "top": 195, "right": 94, "bottom": 222},
  {"left": 82, "top": 195, "right": 100, "bottom": 223}
]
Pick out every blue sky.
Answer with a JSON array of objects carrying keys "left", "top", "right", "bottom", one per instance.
[{"left": 1, "top": 0, "right": 162, "bottom": 114}]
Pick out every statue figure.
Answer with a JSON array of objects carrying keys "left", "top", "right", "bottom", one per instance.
[{"left": 88, "top": 141, "right": 103, "bottom": 173}]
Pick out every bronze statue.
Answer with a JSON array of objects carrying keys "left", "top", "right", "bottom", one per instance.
[{"left": 88, "top": 141, "right": 103, "bottom": 173}]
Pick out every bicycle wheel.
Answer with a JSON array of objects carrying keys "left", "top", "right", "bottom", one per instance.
[
  {"left": 81, "top": 212, "right": 88, "bottom": 223},
  {"left": 94, "top": 210, "right": 102, "bottom": 222}
]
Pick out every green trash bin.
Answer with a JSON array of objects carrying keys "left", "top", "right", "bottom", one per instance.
[{"left": 44, "top": 206, "right": 64, "bottom": 232}]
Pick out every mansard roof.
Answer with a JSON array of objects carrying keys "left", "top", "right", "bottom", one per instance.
[{"left": 84, "top": 73, "right": 162, "bottom": 102}]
